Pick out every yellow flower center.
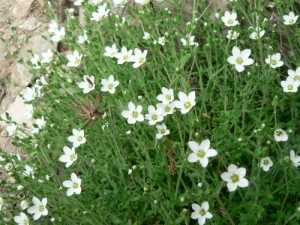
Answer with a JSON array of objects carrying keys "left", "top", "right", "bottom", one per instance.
[
  {"left": 132, "top": 111, "right": 139, "bottom": 118},
  {"left": 276, "top": 130, "right": 283, "bottom": 136},
  {"left": 231, "top": 174, "right": 239, "bottom": 183},
  {"left": 123, "top": 55, "right": 128, "bottom": 61},
  {"left": 228, "top": 19, "right": 233, "bottom": 25},
  {"left": 263, "top": 160, "right": 269, "bottom": 165},
  {"left": 24, "top": 219, "right": 29, "bottom": 225},
  {"left": 236, "top": 57, "right": 243, "bottom": 65},
  {"left": 197, "top": 150, "right": 205, "bottom": 158},
  {"left": 77, "top": 136, "right": 83, "bottom": 141},
  {"left": 70, "top": 154, "right": 77, "bottom": 161},
  {"left": 108, "top": 84, "right": 114, "bottom": 90},
  {"left": 152, "top": 114, "right": 158, "bottom": 121},
  {"left": 88, "top": 84, "right": 94, "bottom": 88},
  {"left": 184, "top": 102, "right": 191, "bottom": 109},
  {"left": 289, "top": 19, "right": 294, "bottom": 24},
  {"left": 288, "top": 84, "right": 294, "bottom": 90},
  {"left": 39, "top": 205, "right": 45, "bottom": 212},
  {"left": 165, "top": 94, "right": 171, "bottom": 101},
  {"left": 75, "top": 59, "right": 81, "bottom": 65},
  {"left": 200, "top": 209, "right": 206, "bottom": 216},
  {"left": 295, "top": 76, "right": 300, "bottom": 81},
  {"left": 165, "top": 106, "right": 171, "bottom": 112},
  {"left": 139, "top": 57, "right": 145, "bottom": 64},
  {"left": 73, "top": 182, "right": 79, "bottom": 189},
  {"left": 271, "top": 60, "right": 277, "bottom": 66},
  {"left": 160, "top": 129, "right": 166, "bottom": 134}
]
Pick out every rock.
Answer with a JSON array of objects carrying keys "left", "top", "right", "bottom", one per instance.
[
  {"left": 22, "top": 18, "right": 41, "bottom": 31},
  {"left": 0, "top": 89, "right": 33, "bottom": 126},
  {"left": 11, "top": 0, "right": 35, "bottom": 20},
  {"left": 19, "top": 31, "right": 57, "bottom": 61},
  {"left": 11, "top": 63, "right": 33, "bottom": 87},
  {"left": 10, "top": 31, "right": 58, "bottom": 88}
]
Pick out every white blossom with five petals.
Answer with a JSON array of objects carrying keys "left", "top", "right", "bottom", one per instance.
[
  {"left": 191, "top": 201, "right": 213, "bottom": 225},
  {"left": 221, "top": 164, "right": 249, "bottom": 192},
  {"left": 227, "top": 46, "right": 254, "bottom": 72},
  {"left": 121, "top": 102, "right": 144, "bottom": 124},
  {"left": 27, "top": 197, "right": 48, "bottom": 220},
  {"left": 173, "top": 91, "right": 196, "bottom": 114},
  {"left": 101, "top": 75, "right": 119, "bottom": 94},
  {"left": 187, "top": 139, "right": 217, "bottom": 168}
]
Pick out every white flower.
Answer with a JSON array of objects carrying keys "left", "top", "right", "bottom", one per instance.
[
  {"left": 281, "top": 77, "right": 299, "bottom": 92},
  {"left": 66, "top": 50, "right": 83, "bottom": 67},
  {"left": 191, "top": 202, "right": 213, "bottom": 225},
  {"left": 115, "top": 46, "right": 133, "bottom": 64},
  {"left": 274, "top": 129, "right": 288, "bottom": 142},
  {"left": 156, "top": 123, "right": 170, "bottom": 139},
  {"left": 265, "top": 53, "right": 284, "bottom": 68},
  {"left": 78, "top": 75, "right": 95, "bottom": 94},
  {"left": 130, "top": 48, "right": 147, "bottom": 68},
  {"left": 31, "top": 116, "right": 46, "bottom": 134},
  {"left": 17, "top": 185, "right": 24, "bottom": 190},
  {"left": 92, "top": 0, "right": 103, "bottom": 4},
  {"left": 113, "top": 0, "right": 128, "bottom": 7},
  {"left": 91, "top": 3, "right": 110, "bottom": 21},
  {"left": 101, "top": 75, "right": 119, "bottom": 94},
  {"left": 51, "top": 27, "right": 65, "bottom": 42},
  {"left": 23, "top": 87, "right": 37, "bottom": 102},
  {"left": 74, "top": 0, "right": 84, "bottom": 6},
  {"left": 143, "top": 32, "right": 150, "bottom": 40},
  {"left": 78, "top": 30, "right": 89, "bottom": 44},
  {"left": 14, "top": 212, "right": 29, "bottom": 225},
  {"left": 63, "top": 173, "right": 82, "bottom": 196},
  {"left": 289, "top": 150, "right": 300, "bottom": 167},
  {"left": 104, "top": 44, "right": 118, "bottom": 58},
  {"left": 221, "top": 11, "right": 239, "bottom": 27},
  {"left": 23, "top": 165, "right": 34, "bottom": 179},
  {"left": 68, "top": 129, "right": 86, "bottom": 147},
  {"left": 20, "top": 200, "right": 30, "bottom": 210},
  {"left": 283, "top": 12, "right": 298, "bottom": 25},
  {"left": 36, "top": 76, "right": 48, "bottom": 86},
  {"left": 135, "top": 0, "right": 150, "bottom": 5},
  {"left": 48, "top": 20, "right": 58, "bottom": 33},
  {"left": 145, "top": 105, "right": 164, "bottom": 125},
  {"left": 173, "top": 91, "right": 196, "bottom": 114},
  {"left": 156, "top": 102, "right": 175, "bottom": 116},
  {"left": 287, "top": 67, "right": 300, "bottom": 84},
  {"left": 128, "top": 168, "right": 133, "bottom": 175},
  {"left": 0, "top": 197, "right": 3, "bottom": 210},
  {"left": 27, "top": 197, "right": 48, "bottom": 220},
  {"left": 121, "top": 102, "right": 144, "bottom": 124},
  {"left": 5, "top": 163, "right": 13, "bottom": 172},
  {"left": 221, "top": 164, "right": 249, "bottom": 192},
  {"left": 59, "top": 146, "right": 78, "bottom": 168},
  {"left": 157, "top": 36, "right": 166, "bottom": 45},
  {"left": 156, "top": 87, "right": 174, "bottom": 105},
  {"left": 6, "top": 124, "right": 17, "bottom": 136},
  {"left": 227, "top": 46, "right": 254, "bottom": 72},
  {"left": 180, "top": 34, "right": 196, "bottom": 46},
  {"left": 187, "top": 139, "right": 217, "bottom": 168},
  {"left": 31, "top": 54, "right": 41, "bottom": 69},
  {"left": 249, "top": 26, "right": 265, "bottom": 40},
  {"left": 41, "top": 49, "right": 53, "bottom": 63},
  {"left": 260, "top": 157, "right": 273, "bottom": 172},
  {"left": 226, "top": 30, "right": 239, "bottom": 40}
]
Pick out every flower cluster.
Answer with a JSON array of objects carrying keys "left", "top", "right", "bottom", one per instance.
[
  {"left": 121, "top": 88, "right": 195, "bottom": 139},
  {"left": 104, "top": 44, "right": 148, "bottom": 68}
]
